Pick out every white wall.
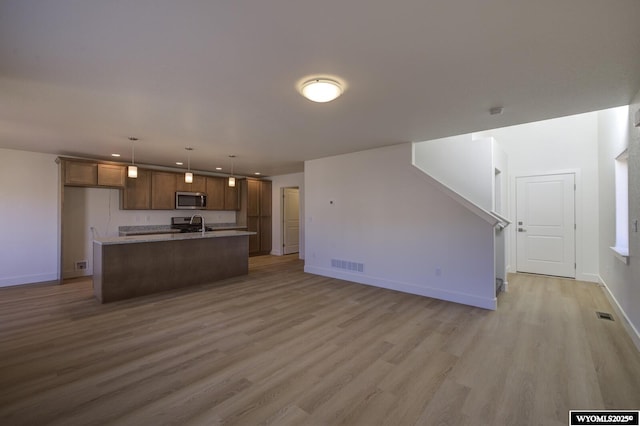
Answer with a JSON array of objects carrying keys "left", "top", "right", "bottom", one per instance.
[
  {"left": 598, "top": 102, "right": 640, "bottom": 345},
  {"left": 62, "top": 187, "right": 236, "bottom": 277},
  {"left": 0, "top": 149, "right": 59, "bottom": 286},
  {"left": 477, "top": 112, "right": 600, "bottom": 282},
  {"left": 413, "top": 134, "right": 494, "bottom": 211},
  {"left": 305, "top": 143, "right": 496, "bottom": 310},
  {"left": 269, "top": 172, "right": 305, "bottom": 259}
]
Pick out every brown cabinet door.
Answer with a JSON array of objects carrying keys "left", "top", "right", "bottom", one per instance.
[
  {"left": 151, "top": 171, "right": 177, "bottom": 209},
  {"left": 64, "top": 161, "right": 97, "bottom": 186},
  {"left": 97, "top": 164, "right": 126, "bottom": 187},
  {"left": 224, "top": 184, "right": 240, "bottom": 210},
  {"left": 260, "top": 216, "right": 272, "bottom": 254},
  {"left": 176, "top": 174, "right": 206, "bottom": 193},
  {"left": 122, "top": 169, "right": 151, "bottom": 209},
  {"left": 247, "top": 179, "right": 260, "bottom": 216},
  {"left": 247, "top": 216, "right": 260, "bottom": 254},
  {"left": 260, "top": 180, "right": 272, "bottom": 216},
  {"left": 205, "top": 176, "right": 225, "bottom": 210}
]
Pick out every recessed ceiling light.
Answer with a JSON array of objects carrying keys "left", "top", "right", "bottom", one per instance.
[
  {"left": 215, "top": 167, "right": 222, "bottom": 171},
  {"left": 300, "top": 78, "right": 343, "bottom": 103},
  {"left": 111, "top": 153, "right": 121, "bottom": 157},
  {"left": 176, "top": 162, "right": 183, "bottom": 165}
]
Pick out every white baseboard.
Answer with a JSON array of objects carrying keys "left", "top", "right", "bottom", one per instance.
[
  {"left": 0, "top": 272, "right": 58, "bottom": 288},
  {"left": 577, "top": 272, "right": 600, "bottom": 283},
  {"left": 599, "top": 275, "right": 640, "bottom": 352},
  {"left": 304, "top": 265, "right": 496, "bottom": 310}
]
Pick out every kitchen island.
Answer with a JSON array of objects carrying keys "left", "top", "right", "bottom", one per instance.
[{"left": 93, "top": 230, "right": 255, "bottom": 303}]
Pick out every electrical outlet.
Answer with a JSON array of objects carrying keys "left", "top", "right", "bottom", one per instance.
[
  {"left": 75, "top": 260, "right": 88, "bottom": 271},
  {"left": 435, "top": 267, "right": 442, "bottom": 277}
]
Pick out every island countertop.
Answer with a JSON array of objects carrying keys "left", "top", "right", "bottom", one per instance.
[{"left": 95, "top": 230, "right": 255, "bottom": 246}]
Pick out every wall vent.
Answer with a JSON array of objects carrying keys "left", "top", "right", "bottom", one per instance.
[{"left": 331, "top": 259, "right": 364, "bottom": 273}]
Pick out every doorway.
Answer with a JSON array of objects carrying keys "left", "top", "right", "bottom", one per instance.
[
  {"left": 516, "top": 173, "right": 576, "bottom": 278},
  {"left": 282, "top": 187, "right": 300, "bottom": 255}
]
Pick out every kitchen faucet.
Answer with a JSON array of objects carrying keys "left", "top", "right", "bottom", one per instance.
[{"left": 189, "top": 214, "right": 205, "bottom": 235}]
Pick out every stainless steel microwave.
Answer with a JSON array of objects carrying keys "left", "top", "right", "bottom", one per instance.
[{"left": 175, "top": 192, "right": 207, "bottom": 209}]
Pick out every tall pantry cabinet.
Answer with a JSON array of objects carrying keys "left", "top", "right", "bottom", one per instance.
[{"left": 245, "top": 179, "right": 272, "bottom": 256}]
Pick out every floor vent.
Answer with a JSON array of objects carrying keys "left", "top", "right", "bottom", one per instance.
[
  {"left": 331, "top": 259, "right": 364, "bottom": 273},
  {"left": 596, "top": 311, "right": 614, "bottom": 321}
]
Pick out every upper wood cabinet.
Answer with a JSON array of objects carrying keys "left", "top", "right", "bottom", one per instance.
[
  {"left": 224, "top": 183, "right": 240, "bottom": 210},
  {"left": 122, "top": 169, "right": 151, "bottom": 210},
  {"left": 205, "top": 177, "right": 225, "bottom": 210},
  {"left": 176, "top": 174, "right": 206, "bottom": 193},
  {"left": 151, "top": 171, "right": 177, "bottom": 209},
  {"left": 260, "top": 180, "right": 272, "bottom": 216},
  {"left": 97, "top": 164, "right": 126, "bottom": 187},
  {"left": 247, "top": 179, "right": 261, "bottom": 217},
  {"left": 64, "top": 160, "right": 125, "bottom": 188},
  {"left": 64, "top": 161, "right": 98, "bottom": 186}
]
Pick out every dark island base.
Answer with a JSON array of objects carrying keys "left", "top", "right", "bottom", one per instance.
[{"left": 93, "top": 236, "right": 249, "bottom": 303}]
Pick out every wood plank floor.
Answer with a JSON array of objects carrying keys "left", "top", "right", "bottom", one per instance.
[{"left": 1, "top": 255, "right": 639, "bottom": 425}]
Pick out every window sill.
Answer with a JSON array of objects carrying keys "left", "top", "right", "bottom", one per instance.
[{"left": 610, "top": 246, "right": 629, "bottom": 264}]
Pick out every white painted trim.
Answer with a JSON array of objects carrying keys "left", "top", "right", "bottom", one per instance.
[
  {"left": 599, "top": 275, "right": 640, "bottom": 352},
  {"left": 0, "top": 272, "right": 59, "bottom": 287},
  {"left": 576, "top": 272, "right": 600, "bottom": 283},
  {"left": 609, "top": 246, "right": 629, "bottom": 264},
  {"left": 304, "top": 265, "right": 497, "bottom": 310},
  {"left": 270, "top": 249, "right": 283, "bottom": 256}
]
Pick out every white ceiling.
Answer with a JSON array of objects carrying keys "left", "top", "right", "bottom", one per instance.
[{"left": 1, "top": 1, "right": 639, "bottom": 177}]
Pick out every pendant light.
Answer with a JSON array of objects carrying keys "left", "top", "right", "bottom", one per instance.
[
  {"left": 184, "top": 147, "right": 193, "bottom": 183},
  {"left": 127, "top": 137, "right": 138, "bottom": 178},
  {"left": 228, "top": 155, "right": 236, "bottom": 187}
]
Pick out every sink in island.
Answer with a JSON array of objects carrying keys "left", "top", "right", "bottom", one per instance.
[{"left": 93, "top": 230, "right": 255, "bottom": 303}]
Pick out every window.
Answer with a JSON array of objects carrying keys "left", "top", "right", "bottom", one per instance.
[{"left": 611, "top": 149, "right": 629, "bottom": 263}]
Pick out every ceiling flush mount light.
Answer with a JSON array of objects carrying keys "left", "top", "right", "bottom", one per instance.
[
  {"left": 111, "top": 153, "right": 120, "bottom": 157},
  {"left": 184, "top": 147, "right": 194, "bottom": 183},
  {"left": 228, "top": 155, "right": 236, "bottom": 187},
  {"left": 128, "top": 137, "right": 138, "bottom": 178},
  {"left": 300, "top": 78, "right": 343, "bottom": 103}
]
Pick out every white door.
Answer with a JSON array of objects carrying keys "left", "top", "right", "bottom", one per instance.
[
  {"left": 516, "top": 173, "right": 575, "bottom": 278},
  {"left": 283, "top": 188, "right": 300, "bottom": 255}
]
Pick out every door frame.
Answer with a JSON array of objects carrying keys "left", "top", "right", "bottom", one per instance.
[
  {"left": 281, "top": 186, "right": 300, "bottom": 256},
  {"left": 508, "top": 168, "right": 593, "bottom": 282}
]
